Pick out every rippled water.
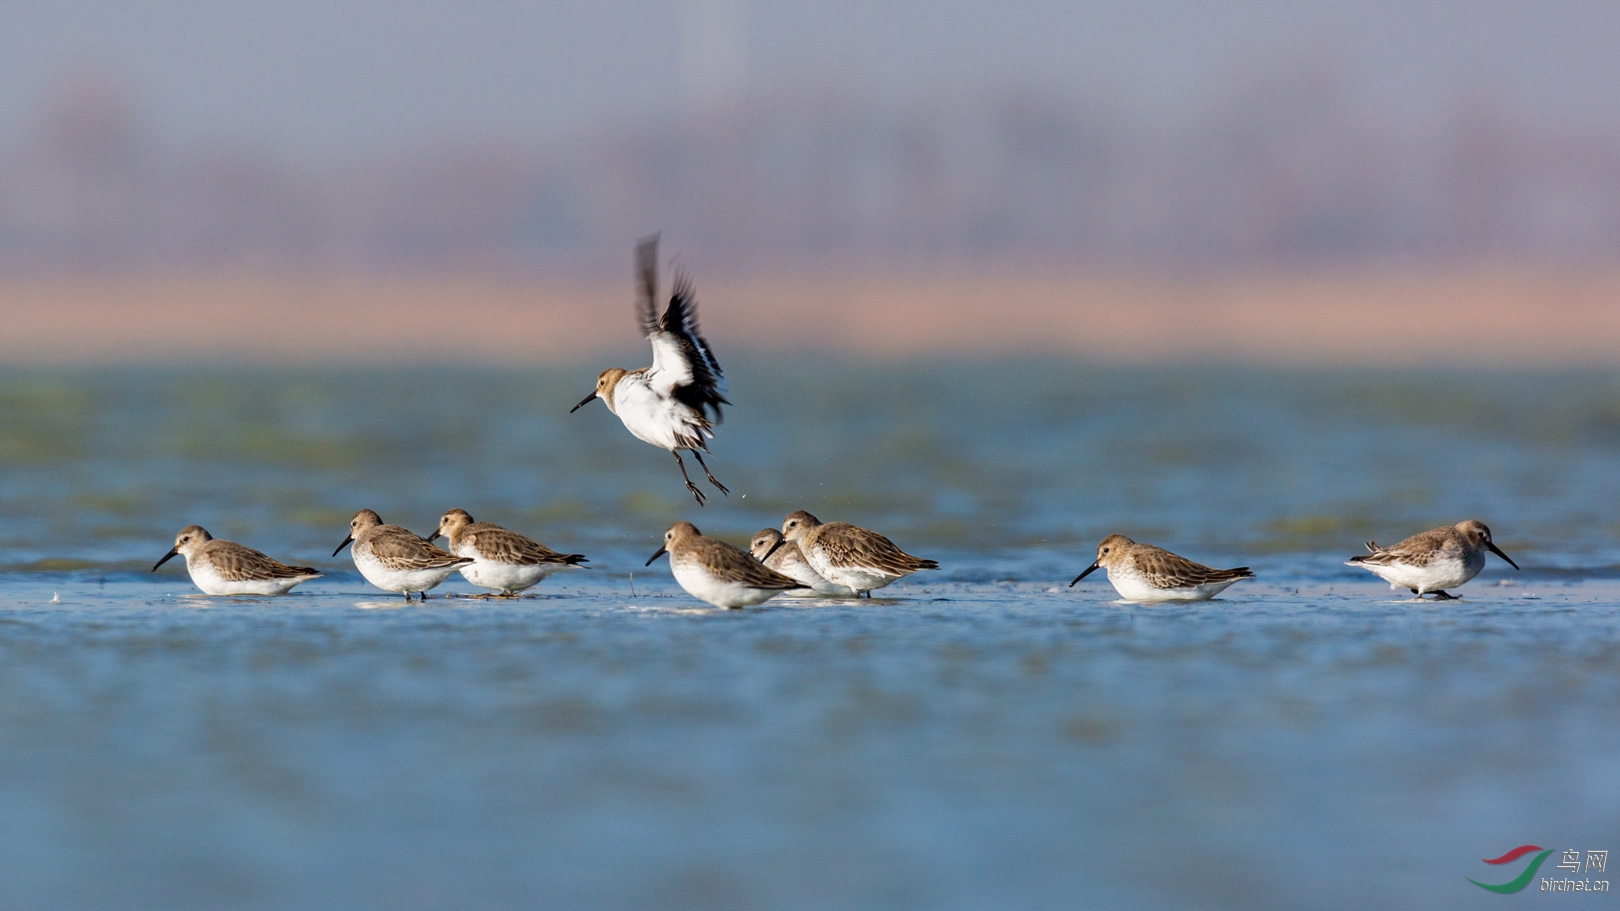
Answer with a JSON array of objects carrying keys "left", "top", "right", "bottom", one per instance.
[{"left": 1, "top": 362, "right": 1618, "bottom": 909}]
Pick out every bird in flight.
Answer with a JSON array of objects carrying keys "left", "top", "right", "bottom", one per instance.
[{"left": 571, "top": 234, "right": 730, "bottom": 505}]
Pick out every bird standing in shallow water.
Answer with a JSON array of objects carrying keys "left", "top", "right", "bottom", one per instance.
[
  {"left": 772, "top": 510, "right": 938, "bottom": 598},
  {"left": 1070, "top": 534, "right": 1252, "bottom": 602},
  {"left": 153, "top": 525, "right": 321, "bottom": 595},
  {"left": 335, "top": 509, "right": 471, "bottom": 601},
  {"left": 571, "top": 234, "right": 730, "bottom": 506},
  {"left": 647, "top": 521, "right": 807, "bottom": 608},
  {"left": 430, "top": 508, "right": 587, "bottom": 597},
  {"left": 1347, "top": 519, "right": 1518, "bottom": 599},
  {"left": 749, "top": 528, "right": 851, "bottom": 596}
]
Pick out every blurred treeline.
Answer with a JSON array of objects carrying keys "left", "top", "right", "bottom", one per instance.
[{"left": 3, "top": 59, "right": 1616, "bottom": 273}]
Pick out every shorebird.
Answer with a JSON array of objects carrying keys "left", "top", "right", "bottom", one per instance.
[
  {"left": 1070, "top": 534, "right": 1252, "bottom": 602},
  {"left": 334, "top": 509, "right": 471, "bottom": 601},
  {"left": 430, "top": 508, "right": 587, "bottom": 597},
  {"left": 748, "top": 528, "right": 850, "bottom": 596},
  {"left": 646, "top": 521, "right": 807, "bottom": 608},
  {"left": 570, "top": 234, "right": 730, "bottom": 506},
  {"left": 1347, "top": 519, "right": 1518, "bottom": 599},
  {"left": 152, "top": 525, "right": 321, "bottom": 595},
  {"left": 773, "top": 510, "right": 938, "bottom": 598}
]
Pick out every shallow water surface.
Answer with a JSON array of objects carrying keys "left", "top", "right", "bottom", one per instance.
[{"left": 0, "top": 363, "right": 1617, "bottom": 909}]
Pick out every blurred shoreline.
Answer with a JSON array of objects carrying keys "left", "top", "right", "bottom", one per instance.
[{"left": 5, "top": 264, "right": 1619, "bottom": 366}]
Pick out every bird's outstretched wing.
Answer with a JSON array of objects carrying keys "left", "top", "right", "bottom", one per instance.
[
  {"left": 635, "top": 236, "right": 728, "bottom": 422},
  {"left": 636, "top": 233, "right": 661, "bottom": 337}
]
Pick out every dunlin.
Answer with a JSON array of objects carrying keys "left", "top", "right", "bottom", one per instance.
[
  {"left": 571, "top": 234, "right": 730, "bottom": 505},
  {"left": 1070, "top": 534, "right": 1252, "bottom": 602},
  {"left": 430, "top": 508, "right": 587, "bottom": 597},
  {"left": 646, "top": 521, "right": 807, "bottom": 608},
  {"left": 152, "top": 525, "right": 321, "bottom": 595},
  {"left": 334, "top": 509, "right": 471, "bottom": 601},
  {"left": 748, "top": 528, "right": 850, "bottom": 596},
  {"left": 1347, "top": 519, "right": 1518, "bottom": 599},
  {"left": 775, "top": 510, "right": 939, "bottom": 598}
]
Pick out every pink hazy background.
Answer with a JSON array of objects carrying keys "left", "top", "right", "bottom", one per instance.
[{"left": 3, "top": 1, "right": 1619, "bottom": 365}]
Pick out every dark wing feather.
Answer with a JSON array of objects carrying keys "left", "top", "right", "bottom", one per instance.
[
  {"left": 209, "top": 540, "right": 320, "bottom": 581},
  {"left": 662, "top": 270, "right": 729, "bottom": 422},
  {"left": 699, "top": 540, "right": 806, "bottom": 590},
  {"left": 1348, "top": 526, "right": 1450, "bottom": 567},
  {"left": 370, "top": 527, "right": 472, "bottom": 570},
  {"left": 815, "top": 524, "right": 938, "bottom": 575},
  {"left": 466, "top": 524, "right": 587, "bottom": 566},
  {"left": 1134, "top": 546, "right": 1252, "bottom": 587},
  {"left": 636, "top": 233, "right": 661, "bottom": 336}
]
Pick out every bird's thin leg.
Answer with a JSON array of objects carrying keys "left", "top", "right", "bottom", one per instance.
[
  {"left": 421, "top": 591, "right": 430, "bottom": 600},
  {"left": 1430, "top": 590, "right": 1456, "bottom": 601},
  {"left": 690, "top": 450, "right": 729, "bottom": 496},
  {"left": 402, "top": 591, "right": 411, "bottom": 602},
  {"left": 672, "top": 451, "right": 707, "bottom": 506}
]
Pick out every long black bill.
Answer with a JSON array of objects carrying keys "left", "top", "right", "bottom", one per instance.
[
  {"left": 759, "top": 539, "right": 785, "bottom": 563},
  {"left": 333, "top": 535, "right": 354, "bottom": 557},
  {"left": 1487, "top": 542, "right": 1520, "bottom": 570},
  {"left": 152, "top": 548, "right": 180, "bottom": 572},
  {"left": 645, "top": 547, "right": 668, "bottom": 567},
  {"left": 570, "top": 392, "right": 598, "bottom": 413},
  {"left": 1069, "top": 562, "right": 1101, "bottom": 587}
]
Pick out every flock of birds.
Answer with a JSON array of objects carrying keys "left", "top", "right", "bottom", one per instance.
[{"left": 150, "top": 235, "right": 1523, "bottom": 608}]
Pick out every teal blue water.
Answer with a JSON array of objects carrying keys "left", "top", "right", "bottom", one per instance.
[{"left": 0, "top": 363, "right": 1617, "bottom": 909}]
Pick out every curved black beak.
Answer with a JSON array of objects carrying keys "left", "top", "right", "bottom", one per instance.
[
  {"left": 1069, "top": 562, "right": 1101, "bottom": 587},
  {"left": 333, "top": 535, "right": 354, "bottom": 557},
  {"left": 1487, "top": 541, "right": 1519, "bottom": 570},
  {"left": 760, "top": 538, "right": 785, "bottom": 563},
  {"left": 427, "top": 530, "right": 442, "bottom": 542},
  {"left": 645, "top": 546, "right": 668, "bottom": 567},
  {"left": 570, "top": 391, "right": 598, "bottom": 413},
  {"left": 152, "top": 548, "right": 180, "bottom": 572}
]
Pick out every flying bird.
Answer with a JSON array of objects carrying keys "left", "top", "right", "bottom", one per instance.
[{"left": 571, "top": 234, "right": 730, "bottom": 505}]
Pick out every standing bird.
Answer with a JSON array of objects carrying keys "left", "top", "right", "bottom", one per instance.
[
  {"left": 1347, "top": 519, "right": 1518, "bottom": 599},
  {"left": 749, "top": 528, "right": 850, "bottom": 596},
  {"left": 334, "top": 509, "right": 471, "bottom": 601},
  {"left": 571, "top": 234, "right": 730, "bottom": 505},
  {"left": 773, "top": 510, "right": 939, "bottom": 598},
  {"left": 430, "top": 508, "right": 587, "bottom": 597},
  {"left": 647, "top": 521, "right": 807, "bottom": 608},
  {"left": 1070, "top": 534, "right": 1252, "bottom": 602},
  {"left": 152, "top": 525, "right": 321, "bottom": 595}
]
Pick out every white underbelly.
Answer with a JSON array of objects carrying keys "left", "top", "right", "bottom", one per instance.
[
  {"left": 768, "top": 553, "right": 852, "bottom": 596},
  {"left": 187, "top": 559, "right": 311, "bottom": 596},
  {"left": 458, "top": 559, "right": 569, "bottom": 593},
  {"left": 1354, "top": 555, "right": 1480, "bottom": 594},
  {"left": 613, "top": 378, "right": 704, "bottom": 451},
  {"left": 803, "top": 549, "right": 901, "bottom": 594},
  {"left": 354, "top": 548, "right": 459, "bottom": 594},
  {"left": 670, "top": 559, "right": 780, "bottom": 609},
  {"left": 1107, "top": 567, "right": 1240, "bottom": 602}
]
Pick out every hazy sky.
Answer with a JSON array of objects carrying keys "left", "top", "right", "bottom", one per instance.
[{"left": 1, "top": 0, "right": 1617, "bottom": 155}]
